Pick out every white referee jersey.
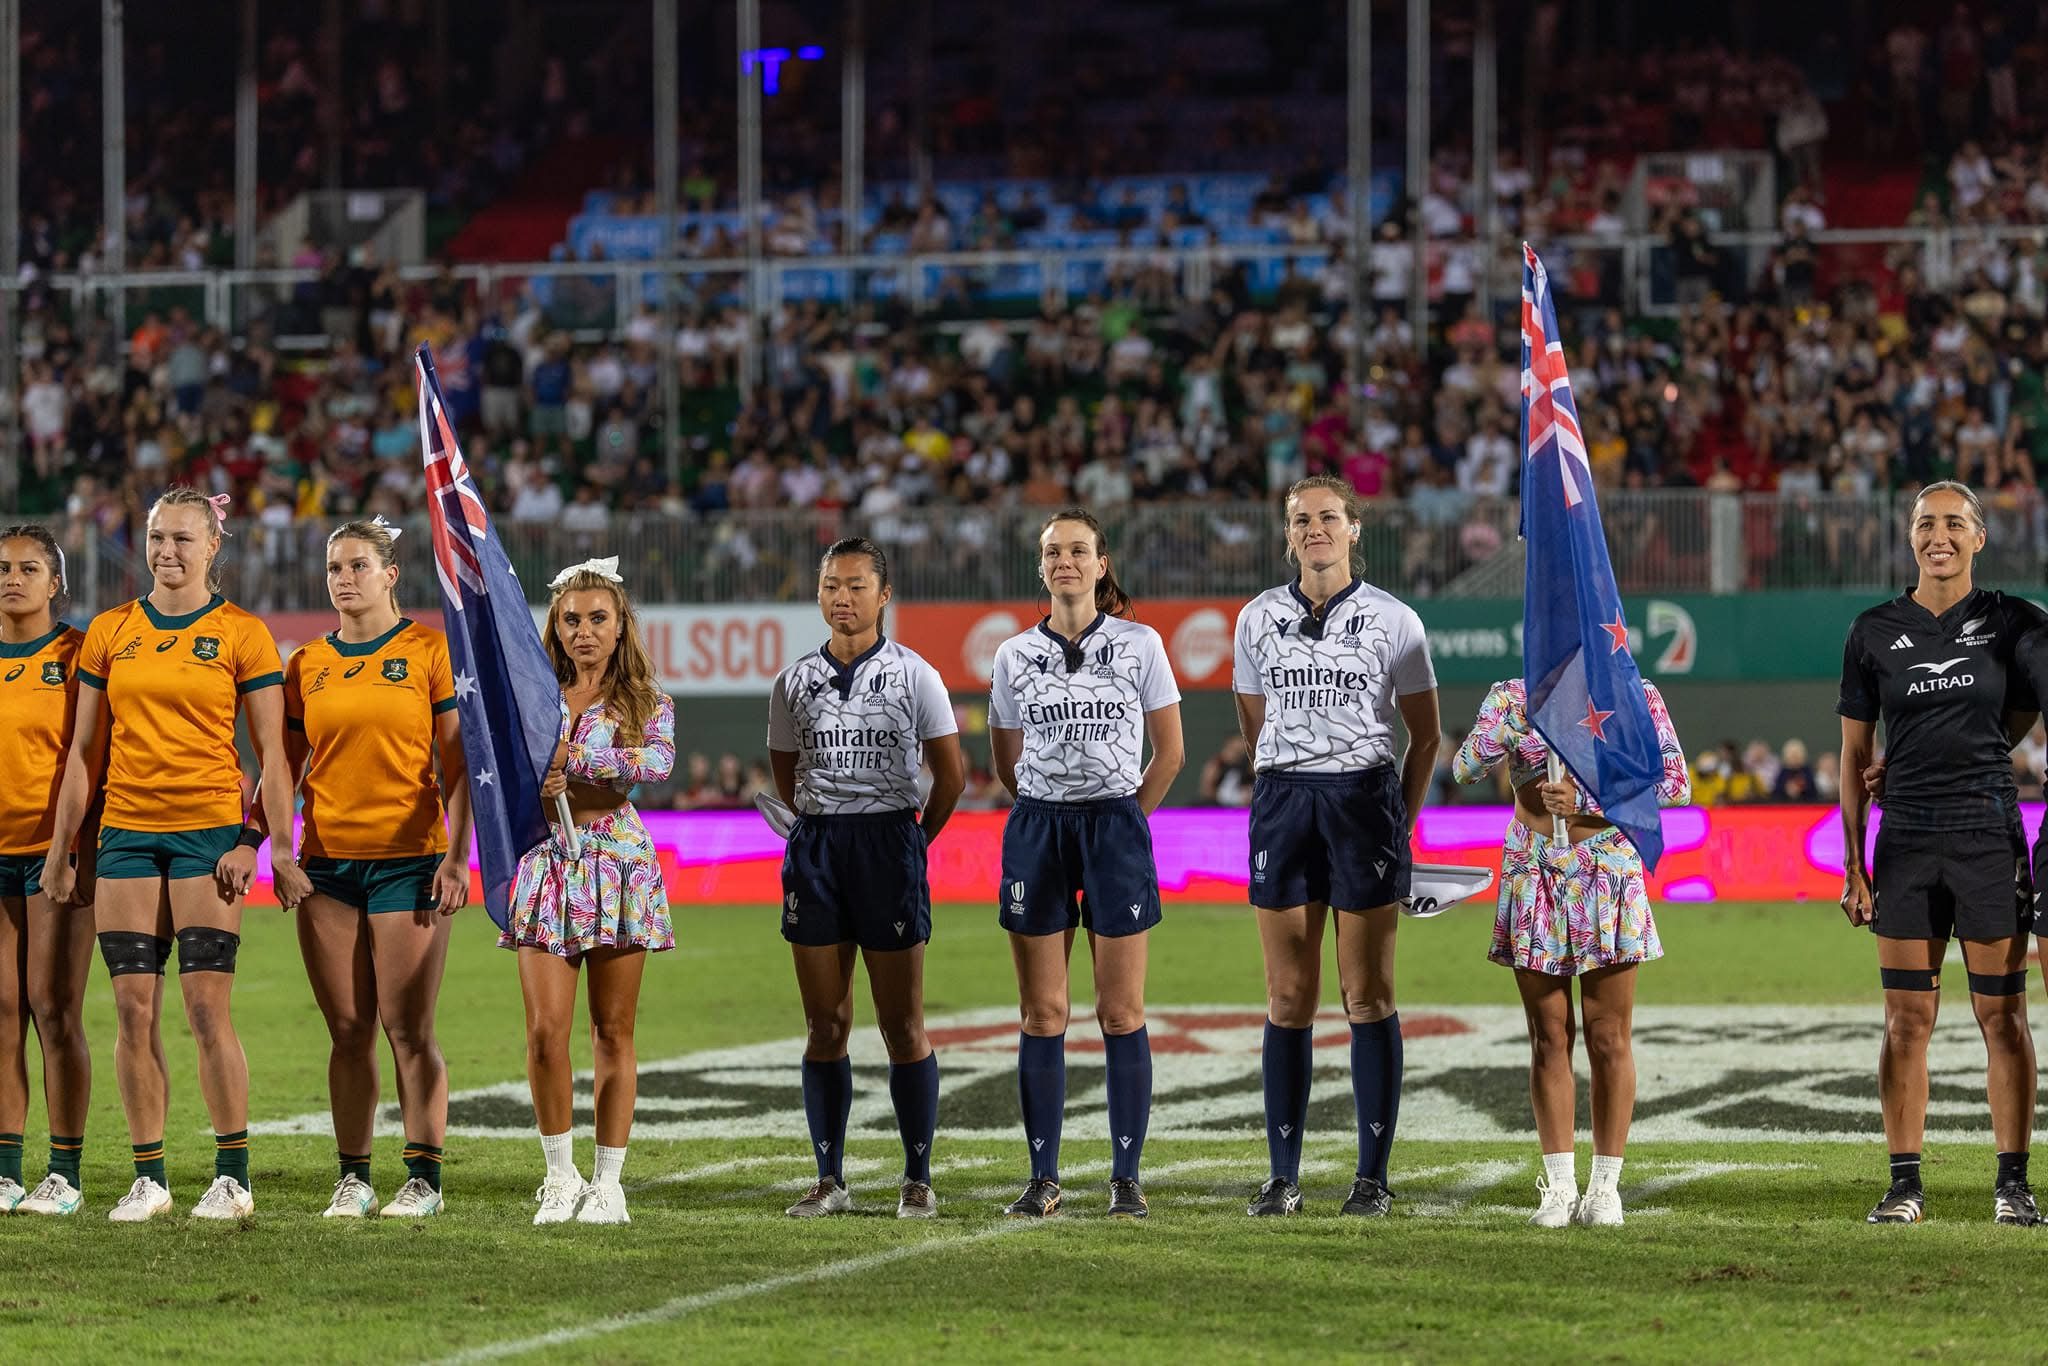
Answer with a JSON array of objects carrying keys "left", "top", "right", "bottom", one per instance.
[
  {"left": 1232, "top": 579, "right": 1436, "bottom": 773},
  {"left": 767, "top": 637, "right": 957, "bottom": 815},
  {"left": 989, "top": 614, "right": 1181, "bottom": 802}
]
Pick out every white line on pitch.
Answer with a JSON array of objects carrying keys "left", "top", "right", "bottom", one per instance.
[
  {"left": 629, "top": 1154, "right": 800, "bottom": 1192},
  {"left": 432, "top": 1222, "right": 1030, "bottom": 1364}
]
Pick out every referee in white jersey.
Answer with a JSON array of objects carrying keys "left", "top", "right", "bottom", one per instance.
[
  {"left": 1233, "top": 475, "right": 1440, "bottom": 1217},
  {"left": 768, "top": 538, "right": 966, "bottom": 1220},
  {"left": 989, "top": 509, "right": 1184, "bottom": 1219}
]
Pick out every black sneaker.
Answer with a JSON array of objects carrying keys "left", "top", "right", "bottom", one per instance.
[
  {"left": 1865, "top": 1180, "right": 1924, "bottom": 1224},
  {"left": 1246, "top": 1177, "right": 1303, "bottom": 1217},
  {"left": 1339, "top": 1176, "right": 1393, "bottom": 1216},
  {"left": 1994, "top": 1181, "right": 2040, "bottom": 1226},
  {"left": 1004, "top": 1179, "right": 1062, "bottom": 1218},
  {"left": 1108, "top": 1179, "right": 1148, "bottom": 1220}
]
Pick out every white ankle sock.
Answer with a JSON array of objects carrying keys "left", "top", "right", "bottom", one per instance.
[
  {"left": 1589, "top": 1154, "right": 1624, "bottom": 1191},
  {"left": 593, "top": 1144, "right": 627, "bottom": 1186},
  {"left": 540, "top": 1131, "right": 577, "bottom": 1179},
  {"left": 1541, "top": 1151, "right": 1577, "bottom": 1190}
]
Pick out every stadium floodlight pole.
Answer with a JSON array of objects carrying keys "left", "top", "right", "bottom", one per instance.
[
  {"left": 842, "top": 0, "right": 865, "bottom": 258},
  {"left": 738, "top": 0, "right": 765, "bottom": 387},
  {"left": 0, "top": 0, "right": 18, "bottom": 508},
  {"left": 1346, "top": 0, "right": 1370, "bottom": 433},
  {"left": 1405, "top": 0, "right": 1428, "bottom": 356},
  {"left": 1473, "top": 0, "right": 1497, "bottom": 328},
  {"left": 101, "top": 0, "right": 125, "bottom": 339},
  {"left": 235, "top": 0, "right": 257, "bottom": 276},
  {"left": 655, "top": 0, "right": 681, "bottom": 492}
]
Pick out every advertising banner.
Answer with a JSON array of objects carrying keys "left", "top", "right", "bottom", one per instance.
[{"left": 234, "top": 803, "right": 2007, "bottom": 908}]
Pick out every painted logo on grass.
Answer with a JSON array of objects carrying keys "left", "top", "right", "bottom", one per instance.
[{"left": 251, "top": 1004, "right": 2042, "bottom": 1144}]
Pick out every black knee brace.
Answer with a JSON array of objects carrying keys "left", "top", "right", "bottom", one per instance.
[
  {"left": 98, "top": 931, "right": 172, "bottom": 978},
  {"left": 174, "top": 926, "right": 241, "bottom": 975},
  {"left": 1880, "top": 966, "right": 1941, "bottom": 992},
  {"left": 1968, "top": 969, "right": 2028, "bottom": 997}
]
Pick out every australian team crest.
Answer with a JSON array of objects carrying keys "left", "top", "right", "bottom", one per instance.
[
  {"left": 382, "top": 657, "right": 409, "bottom": 682},
  {"left": 40, "top": 660, "right": 65, "bottom": 686},
  {"left": 191, "top": 636, "right": 221, "bottom": 661}
]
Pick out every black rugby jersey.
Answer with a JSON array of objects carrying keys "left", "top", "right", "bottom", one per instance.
[{"left": 1837, "top": 587, "right": 2044, "bottom": 831}]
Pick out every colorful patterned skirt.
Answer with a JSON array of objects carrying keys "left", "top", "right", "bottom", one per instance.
[
  {"left": 499, "top": 803, "right": 674, "bottom": 957},
  {"left": 1488, "top": 821, "right": 1661, "bottom": 977}
]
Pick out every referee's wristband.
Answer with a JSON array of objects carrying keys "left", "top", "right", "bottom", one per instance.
[{"left": 235, "top": 826, "right": 266, "bottom": 850}]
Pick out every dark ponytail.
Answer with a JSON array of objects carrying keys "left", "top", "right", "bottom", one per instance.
[
  {"left": 0, "top": 523, "right": 68, "bottom": 618},
  {"left": 1039, "top": 507, "right": 1134, "bottom": 619}
]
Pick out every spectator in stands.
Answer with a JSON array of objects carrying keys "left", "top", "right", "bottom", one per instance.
[
  {"left": 1198, "top": 735, "right": 1254, "bottom": 807},
  {"left": 1772, "top": 739, "right": 1818, "bottom": 801}
]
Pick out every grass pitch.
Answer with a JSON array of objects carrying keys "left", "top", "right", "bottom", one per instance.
[{"left": 2, "top": 902, "right": 2039, "bottom": 1363}]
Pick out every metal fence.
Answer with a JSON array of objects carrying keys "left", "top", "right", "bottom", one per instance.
[
  {"left": 55, "top": 491, "right": 2043, "bottom": 618},
  {"left": 5, "top": 221, "right": 2041, "bottom": 344}
]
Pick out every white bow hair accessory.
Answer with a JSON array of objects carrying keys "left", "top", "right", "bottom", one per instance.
[
  {"left": 549, "top": 556, "right": 624, "bottom": 591},
  {"left": 370, "top": 514, "right": 403, "bottom": 542}
]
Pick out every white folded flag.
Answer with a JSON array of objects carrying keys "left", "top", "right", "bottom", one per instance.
[
  {"left": 1400, "top": 863, "right": 1496, "bottom": 918},
  {"left": 754, "top": 791, "right": 800, "bottom": 838}
]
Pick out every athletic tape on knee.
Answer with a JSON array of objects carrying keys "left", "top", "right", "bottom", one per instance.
[
  {"left": 97, "top": 931, "right": 172, "bottom": 978},
  {"left": 1967, "top": 969, "right": 2028, "bottom": 997},
  {"left": 1879, "top": 966, "right": 1941, "bottom": 992},
  {"left": 174, "top": 926, "right": 241, "bottom": 975}
]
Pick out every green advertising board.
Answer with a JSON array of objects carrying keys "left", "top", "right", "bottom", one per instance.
[{"left": 1417, "top": 592, "right": 1878, "bottom": 684}]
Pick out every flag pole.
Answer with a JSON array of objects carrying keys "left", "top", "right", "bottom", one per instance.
[
  {"left": 1547, "top": 753, "right": 1570, "bottom": 847},
  {"left": 556, "top": 794, "right": 581, "bottom": 859}
]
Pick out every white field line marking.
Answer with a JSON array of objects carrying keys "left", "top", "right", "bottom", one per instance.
[
  {"left": 1405, "top": 1160, "right": 1524, "bottom": 1217},
  {"left": 628, "top": 1154, "right": 798, "bottom": 1192},
  {"left": 1620, "top": 1160, "right": 1811, "bottom": 1202},
  {"left": 703, "top": 1154, "right": 1006, "bottom": 1205},
  {"left": 433, "top": 1222, "right": 1029, "bottom": 1365}
]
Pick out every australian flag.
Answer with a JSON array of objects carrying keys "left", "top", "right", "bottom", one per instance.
[
  {"left": 417, "top": 344, "right": 560, "bottom": 928},
  {"left": 1518, "top": 245, "right": 1665, "bottom": 870}
]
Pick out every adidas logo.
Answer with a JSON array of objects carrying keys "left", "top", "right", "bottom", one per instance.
[
  {"left": 1278, "top": 1124, "right": 1293, "bottom": 1138},
  {"left": 1890, "top": 634, "right": 1913, "bottom": 650}
]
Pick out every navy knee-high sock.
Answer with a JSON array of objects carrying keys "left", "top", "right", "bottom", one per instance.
[
  {"left": 1103, "top": 1027, "right": 1152, "bottom": 1181},
  {"left": 888, "top": 1052, "right": 940, "bottom": 1183},
  {"left": 801, "top": 1056, "right": 853, "bottom": 1182},
  {"left": 1262, "top": 1022, "right": 1313, "bottom": 1182},
  {"left": 1351, "top": 1014, "right": 1403, "bottom": 1185},
  {"left": 1017, "top": 1032, "right": 1066, "bottom": 1181}
]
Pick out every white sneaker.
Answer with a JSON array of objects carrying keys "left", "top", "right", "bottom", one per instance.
[
  {"left": 785, "top": 1178, "right": 852, "bottom": 1217},
  {"left": 191, "top": 1176, "right": 255, "bottom": 1221},
  {"left": 108, "top": 1177, "right": 173, "bottom": 1223},
  {"left": 1575, "top": 1185, "right": 1625, "bottom": 1226},
  {"left": 380, "top": 1177, "right": 445, "bottom": 1218},
  {"left": 0, "top": 1176, "right": 22, "bottom": 1213},
  {"left": 575, "top": 1180, "right": 629, "bottom": 1225},
  {"left": 321, "top": 1174, "right": 378, "bottom": 1218},
  {"left": 17, "top": 1173, "right": 83, "bottom": 1216},
  {"left": 1530, "top": 1176, "right": 1578, "bottom": 1228},
  {"left": 897, "top": 1180, "right": 939, "bottom": 1219},
  {"left": 533, "top": 1173, "right": 588, "bottom": 1226}
]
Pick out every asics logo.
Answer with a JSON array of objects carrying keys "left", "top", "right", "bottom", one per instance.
[{"left": 1909, "top": 657, "right": 1970, "bottom": 676}]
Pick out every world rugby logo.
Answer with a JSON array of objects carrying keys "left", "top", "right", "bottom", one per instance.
[
  {"left": 1007, "top": 880, "right": 1026, "bottom": 913},
  {"left": 266, "top": 1004, "right": 1995, "bottom": 1147},
  {"left": 1253, "top": 849, "right": 1268, "bottom": 882}
]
